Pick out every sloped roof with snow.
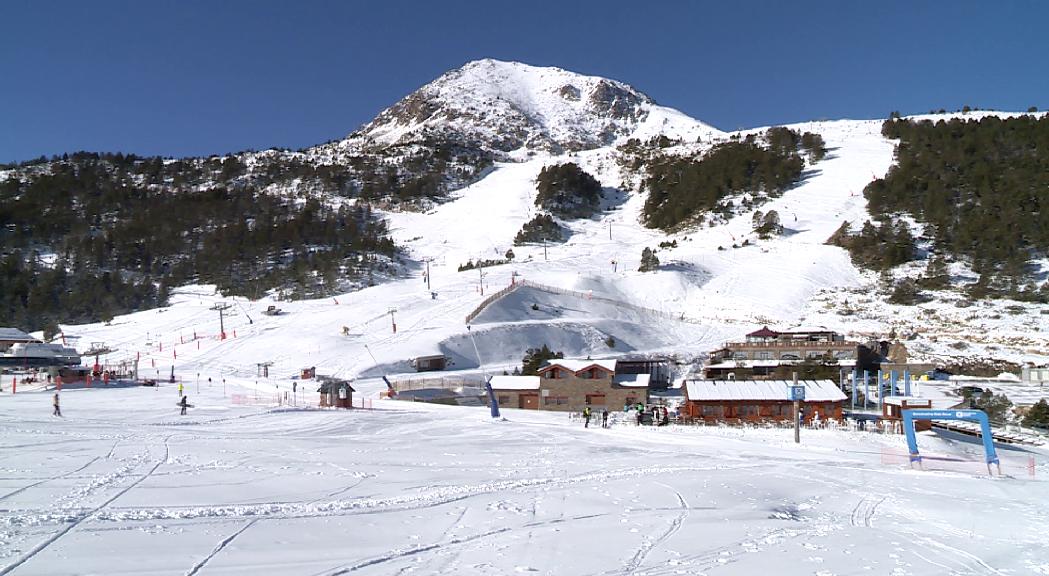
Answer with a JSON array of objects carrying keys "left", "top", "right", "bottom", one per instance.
[
  {"left": 683, "top": 379, "right": 846, "bottom": 402},
  {"left": 705, "top": 360, "right": 785, "bottom": 369},
  {"left": 540, "top": 359, "right": 617, "bottom": 374},
  {"left": 0, "top": 328, "right": 37, "bottom": 342},
  {"left": 705, "top": 360, "right": 856, "bottom": 369},
  {"left": 883, "top": 396, "right": 932, "bottom": 406},
  {"left": 490, "top": 375, "right": 540, "bottom": 390},
  {"left": 613, "top": 373, "right": 650, "bottom": 388}
]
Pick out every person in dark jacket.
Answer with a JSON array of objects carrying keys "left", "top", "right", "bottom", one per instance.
[
  {"left": 179, "top": 395, "right": 189, "bottom": 416},
  {"left": 53, "top": 393, "right": 62, "bottom": 417},
  {"left": 601, "top": 408, "right": 609, "bottom": 428}
]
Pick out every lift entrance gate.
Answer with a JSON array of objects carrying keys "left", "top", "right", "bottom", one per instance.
[{"left": 902, "top": 409, "right": 1000, "bottom": 474}]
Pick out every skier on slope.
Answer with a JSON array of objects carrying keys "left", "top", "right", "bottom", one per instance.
[
  {"left": 179, "top": 395, "right": 189, "bottom": 416},
  {"left": 52, "top": 393, "right": 62, "bottom": 417}
]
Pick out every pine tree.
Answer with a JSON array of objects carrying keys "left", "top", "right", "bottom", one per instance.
[
  {"left": 1022, "top": 398, "right": 1049, "bottom": 428},
  {"left": 920, "top": 255, "right": 950, "bottom": 289},
  {"left": 638, "top": 247, "right": 660, "bottom": 272}
]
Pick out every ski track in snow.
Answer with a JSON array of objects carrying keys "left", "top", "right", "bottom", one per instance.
[
  {"left": 70, "top": 465, "right": 725, "bottom": 525},
  {"left": 0, "top": 450, "right": 107, "bottom": 503},
  {"left": 620, "top": 484, "right": 690, "bottom": 575},
  {"left": 0, "top": 435, "right": 172, "bottom": 576},
  {"left": 322, "top": 527, "right": 514, "bottom": 575},
  {"left": 849, "top": 495, "right": 886, "bottom": 528},
  {"left": 0, "top": 391, "right": 1046, "bottom": 574},
  {"left": 184, "top": 518, "right": 260, "bottom": 576}
]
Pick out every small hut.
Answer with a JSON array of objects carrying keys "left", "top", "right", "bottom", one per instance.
[
  {"left": 413, "top": 354, "right": 447, "bottom": 372},
  {"left": 317, "top": 376, "right": 355, "bottom": 408}
]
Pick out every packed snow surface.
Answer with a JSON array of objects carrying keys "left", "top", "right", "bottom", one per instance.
[{"left": 1, "top": 385, "right": 1047, "bottom": 575}]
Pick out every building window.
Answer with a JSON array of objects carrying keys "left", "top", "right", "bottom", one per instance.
[
  {"left": 702, "top": 405, "right": 722, "bottom": 417},
  {"left": 806, "top": 350, "right": 823, "bottom": 359},
  {"left": 781, "top": 353, "right": 800, "bottom": 360},
  {"left": 756, "top": 351, "right": 772, "bottom": 360},
  {"left": 498, "top": 395, "right": 510, "bottom": 404},
  {"left": 544, "top": 396, "right": 568, "bottom": 406},
  {"left": 585, "top": 394, "right": 606, "bottom": 406},
  {"left": 778, "top": 404, "right": 793, "bottom": 416},
  {"left": 740, "top": 405, "right": 759, "bottom": 417},
  {"left": 625, "top": 396, "right": 637, "bottom": 406}
]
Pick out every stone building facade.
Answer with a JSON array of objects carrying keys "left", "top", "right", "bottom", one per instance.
[{"left": 490, "top": 359, "right": 649, "bottom": 412}]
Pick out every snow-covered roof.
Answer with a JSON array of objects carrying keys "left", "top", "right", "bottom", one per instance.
[
  {"left": 0, "top": 328, "right": 36, "bottom": 342},
  {"left": 683, "top": 380, "right": 847, "bottom": 402},
  {"left": 489, "top": 375, "right": 540, "bottom": 390},
  {"left": 705, "top": 360, "right": 786, "bottom": 369},
  {"left": 706, "top": 359, "right": 855, "bottom": 370},
  {"left": 540, "top": 359, "right": 617, "bottom": 374},
  {"left": 613, "top": 374, "right": 650, "bottom": 388},
  {"left": 884, "top": 396, "right": 932, "bottom": 406},
  {"left": 782, "top": 325, "right": 839, "bottom": 335}
]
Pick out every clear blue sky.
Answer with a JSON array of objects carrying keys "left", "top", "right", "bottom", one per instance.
[{"left": 3, "top": 0, "right": 1047, "bottom": 163}]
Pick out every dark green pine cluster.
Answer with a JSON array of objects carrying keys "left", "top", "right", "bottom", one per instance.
[
  {"left": 534, "top": 162, "right": 603, "bottom": 219},
  {"left": 641, "top": 128, "right": 817, "bottom": 231},
  {"left": 856, "top": 114, "right": 1049, "bottom": 300},
  {"left": 0, "top": 153, "right": 396, "bottom": 331}
]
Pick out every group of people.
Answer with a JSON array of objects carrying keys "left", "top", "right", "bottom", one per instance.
[
  {"left": 582, "top": 404, "right": 675, "bottom": 428},
  {"left": 628, "top": 403, "right": 671, "bottom": 426},
  {"left": 581, "top": 406, "right": 611, "bottom": 428}
]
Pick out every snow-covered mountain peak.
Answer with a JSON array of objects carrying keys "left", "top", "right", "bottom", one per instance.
[{"left": 347, "top": 58, "right": 724, "bottom": 156}]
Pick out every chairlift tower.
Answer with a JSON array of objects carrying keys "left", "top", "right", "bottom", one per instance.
[
  {"left": 82, "top": 342, "right": 114, "bottom": 374},
  {"left": 256, "top": 361, "right": 274, "bottom": 378},
  {"left": 423, "top": 257, "right": 434, "bottom": 291},
  {"left": 211, "top": 303, "right": 233, "bottom": 339}
]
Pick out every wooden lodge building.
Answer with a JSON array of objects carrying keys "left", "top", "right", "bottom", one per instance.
[
  {"left": 490, "top": 359, "right": 649, "bottom": 412},
  {"left": 705, "top": 326, "right": 860, "bottom": 379},
  {"left": 680, "top": 379, "right": 847, "bottom": 424}
]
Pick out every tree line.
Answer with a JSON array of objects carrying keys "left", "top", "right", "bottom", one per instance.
[
  {"left": 0, "top": 154, "right": 396, "bottom": 331},
  {"left": 857, "top": 114, "right": 1049, "bottom": 300},
  {"left": 641, "top": 128, "right": 819, "bottom": 231}
]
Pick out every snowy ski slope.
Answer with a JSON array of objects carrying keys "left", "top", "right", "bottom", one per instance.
[{"left": 3, "top": 58, "right": 1049, "bottom": 573}]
